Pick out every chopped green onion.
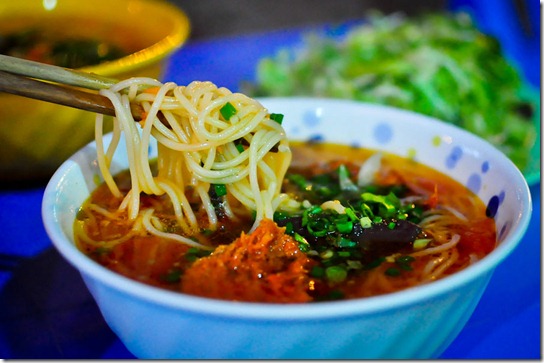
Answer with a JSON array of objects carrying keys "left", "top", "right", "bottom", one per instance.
[
  {"left": 344, "top": 207, "right": 358, "bottom": 221},
  {"left": 269, "top": 113, "right": 284, "bottom": 124},
  {"left": 396, "top": 255, "right": 415, "bottom": 271},
  {"left": 92, "top": 247, "right": 110, "bottom": 256},
  {"left": 336, "top": 237, "right": 356, "bottom": 248},
  {"left": 346, "top": 260, "right": 363, "bottom": 270},
  {"left": 320, "top": 249, "right": 334, "bottom": 259},
  {"left": 161, "top": 269, "right": 182, "bottom": 283},
  {"left": 236, "top": 143, "right": 245, "bottom": 153},
  {"left": 335, "top": 220, "right": 353, "bottom": 233},
  {"left": 326, "top": 265, "right": 348, "bottom": 283},
  {"left": 327, "top": 290, "right": 345, "bottom": 300},
  {"left": 213, "top": 184, "right": 227, "bottom": 197},
  {"left": 310, "top": 265, "right": 325, "bottom": 278},
  {"left": 397, "top": 255, "right": 415, "bottom": 263},
  {"left": 294, "top": 232, "right": 310, "bottom": 252},
  {"left": 283, "top": 221, "right": 294, "bottom": 235},
  {"left": 200, "top": 228, "right": 214, "bottom": 236},
  {"left": 273, "top": 211, "right": 288, "bottom": 221},
  {"left": 365, "top": 257, "right": 385, "bottom": 269},
  {"left": 338, "top": 164, "right": 358, "bottom": 192},
  {"left": 307, "top": 219, "right": 329, "bottom": 237},
  {"left": 309, "top": 205, "right": 323, "bottom": 214},
  {"left": 360, "top": 203, "right": 374, "bottom": 218},
  {"left": 220, "top": 102, "right": 237, "bottom": 120},
  {"left": 287, "top": 174, "right": 311, "bottom": 190},
  {"left": 388, "top": 221, "right": 396, "bottom": 229},
  {"left": 361, "top": 192, "right": 399, "bottom": 216},
  {"left": 185, "top": 247, "right": 211, "bottom": 262},
  {"left": 302, "top": 206, "right": 322, "bottom": 227},
  {"left": 385, "top": 267, "right": 401, "bottom": 277},
  {"left": 413, "top": 238, "right": 432, "bottom": 250},
  {"left": 360, "top": 216, "right": 372, "bottom": 228}
]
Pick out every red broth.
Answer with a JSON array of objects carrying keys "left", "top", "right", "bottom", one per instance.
[{"left": 75, "top": 142, "right": 496, "bottom": 302}]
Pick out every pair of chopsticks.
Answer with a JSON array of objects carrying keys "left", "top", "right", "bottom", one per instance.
[{"left": 0, "top": 54, "right": 147, "bottom": 121}]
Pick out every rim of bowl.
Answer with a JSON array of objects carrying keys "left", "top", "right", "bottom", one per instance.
[
  {"left": 0, "top": 0, "right": 190, "bottom": 77},
  {"left": 80, "top": 0, "right": 190, "bottom": 76},
  {"left": 42, "top": 98, "right": 532, "bottom": 321}
]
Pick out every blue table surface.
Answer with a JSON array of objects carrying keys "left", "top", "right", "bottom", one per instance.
[{"left": 0, "top": 19, "right": 540, "bottom": 359}]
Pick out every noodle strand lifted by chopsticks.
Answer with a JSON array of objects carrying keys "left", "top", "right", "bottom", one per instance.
[{"left": 91, "top": 79, "right": 292, "bottom": 249}]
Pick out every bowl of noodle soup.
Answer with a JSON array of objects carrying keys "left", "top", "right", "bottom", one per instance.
[
  {"left": 0, "top": 0, "right": 189, "bottom": 182},
  {"left": 42, "top": 84, "right": 531, "bottom": 359}
]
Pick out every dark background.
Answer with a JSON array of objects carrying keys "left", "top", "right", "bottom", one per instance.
[{"left": 168, "top": 0, "right": 447, "bottom": 39}]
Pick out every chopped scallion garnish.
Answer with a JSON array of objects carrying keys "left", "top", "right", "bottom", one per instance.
[
  {"left": 413, "top": 238, "right": 432, "bottom": 250},
  {"left": 185, "top": 247, "right": 212, "bottom": 262},
  {"left": 335, "top": 220, "right": 353, "bottom": 233},
  {"left": 294, "top": 232, "right": 310, "bottom": 252},
  {"left": 269, "top": 113, "right": 284, "bottom": 124},
  {"left": 385, "top": 267, "right": 401, "bottom": 276},
  {"left": 220, "top": 102, "right": 237, "bottom": 120},
  {"left": 338, "top": 164, "right": 358, "bottom": 192},
  {"left": 326, "top": 265, "right": 348, "bottom": 283},
  {"left": 161, "top": 269, "right": 182, "bottom": 283},
  {"left": 285, "top": 221, "right": 294, "bottom": 235},
  {"left": 213, "top": 184, "right": 227, "bottom": 197},
  {"left": 310, "top": 265, "right": 325, "bottom": 278},
  {"left": 336, "top": 237, "right": 356, "bottom": 248},
  {"left": 360, "top": 216, "right": 372, "bottom": 228},
  {"left": 320, "top": 249, "right": 334, "bottom": 259},
  {"left": 395, "top": 255, "right": 415, "bottom": 271},
  {"left": 345, "top": 207, "right": 358, "bottom": 221},
  {"left": 236, "top": 143, "right": 245, "bottom": 153}
]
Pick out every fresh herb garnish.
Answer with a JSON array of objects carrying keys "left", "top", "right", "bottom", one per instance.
[
  {"left": 185, "top": 247, "right": 212, "bottom": 262},
  {"left": 220, "top": 102, "right": 237, "bottom": 121},
  {"left": 213, "top": 184, "right": 227, "bottom": 197},
  {"left": 269, "top": 113, "right": 284, "bottom": 124},
  {"left": 161, "top": 269, "right": 182, "bottom": 283},
  {"left": 277, "top": 163, "right": 427, "bottom": 285}
]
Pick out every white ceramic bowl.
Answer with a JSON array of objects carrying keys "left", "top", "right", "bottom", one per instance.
[{"left": 42, "top": 98, "right": 531, "bottom": 359}]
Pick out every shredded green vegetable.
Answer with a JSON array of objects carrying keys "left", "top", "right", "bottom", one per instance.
[{"left": 245, "top": 12, "right": 537, "bottom": 171}]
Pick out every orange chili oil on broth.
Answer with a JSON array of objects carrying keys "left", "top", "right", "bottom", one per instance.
[{"left": 74, "top": 142, "right": 497, "bottom": 302}]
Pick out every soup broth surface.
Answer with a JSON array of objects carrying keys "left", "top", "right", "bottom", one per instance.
[{"left": 75, "top": 142, "right": 496, "bottom": 302}]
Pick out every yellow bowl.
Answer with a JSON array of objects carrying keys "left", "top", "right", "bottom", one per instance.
[{"left": 0, "top": 0, "right": 190, "bottom": 182}]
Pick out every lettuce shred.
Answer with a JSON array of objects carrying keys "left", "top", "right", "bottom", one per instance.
[{"left": 244, "top": 12, "right": 538, "bottom": 171}]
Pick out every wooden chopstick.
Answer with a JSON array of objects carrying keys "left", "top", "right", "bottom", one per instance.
[
  {"left": 0, "top": 70, "right": 147, "bottom": 121},
  {"left": 0, "top": 54, "right": 116, "bottom": 90},
  {"left": 0, "top": 55, "right": 158, "bottom": 122},
  {"left": 0, "top": 55, "right": 278, "bottom": 151}
]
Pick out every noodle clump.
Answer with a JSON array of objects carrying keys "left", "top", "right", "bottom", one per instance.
[
  {"left": 74, "top": 79, "right": 497, "bottom": 302},
  {"left": 90, "top": 78, "right": 294, "bottom": 250}
]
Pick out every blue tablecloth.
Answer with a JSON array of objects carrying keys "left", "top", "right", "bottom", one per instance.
[{"left": 0, "top": 22, "right": 540, "bottom": 359}]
